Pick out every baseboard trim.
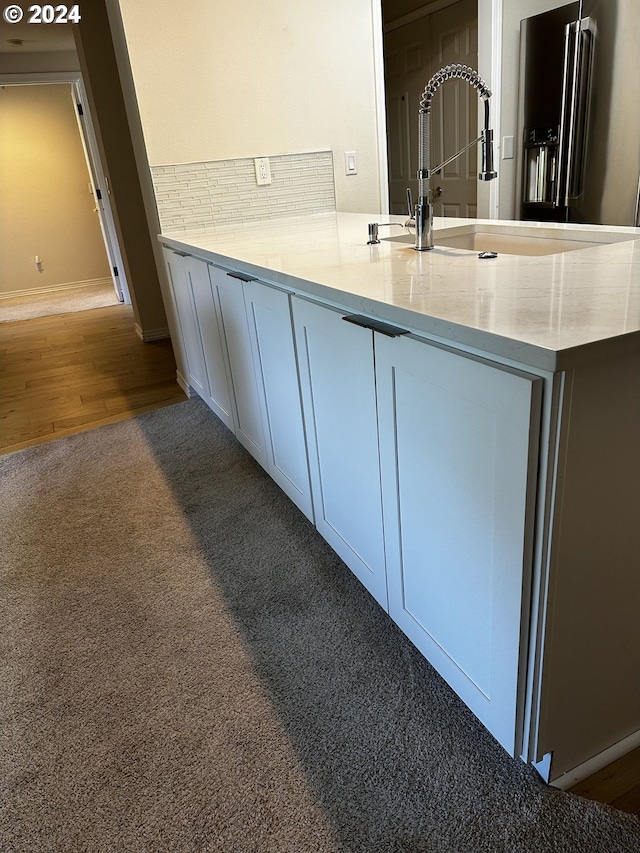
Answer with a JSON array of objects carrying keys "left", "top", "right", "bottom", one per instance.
[
  {"left": 1, "top": 277, "right": 114, "bottom": 300},
  {"left": 549, "top": 730, "right": 640, "bottom": 789},
  {"left": 176, "top": 370, "right": 193, "bottom": 397},
  {"left": 135, "top": 324, "right": 170, "bottom": 342}
]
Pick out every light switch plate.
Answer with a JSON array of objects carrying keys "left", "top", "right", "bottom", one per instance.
[
  {"left": 344, "top": 150, "right": 358, "bottom": 175},
  {"left": 502, "top": 136, "right": 515, "bottom": 160}
]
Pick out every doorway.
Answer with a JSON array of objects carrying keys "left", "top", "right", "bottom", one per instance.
[
  {"left": 0, "top": 72, "right": 130, "bottom": 316},
  {"left": 382, "top": 0, "right": 479, "bottom": 217}
]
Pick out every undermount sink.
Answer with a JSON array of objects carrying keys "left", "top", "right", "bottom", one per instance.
[{"left": 382, "top": 223, "right": 637, "bottom": 256}]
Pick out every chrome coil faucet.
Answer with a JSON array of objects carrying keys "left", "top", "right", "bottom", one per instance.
[{"left": 415, "top": 64, "right": 497, "bottom": 250}]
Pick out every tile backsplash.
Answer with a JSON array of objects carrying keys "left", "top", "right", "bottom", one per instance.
[{"left": 151, "top": 150, "right": 335, "bottom": 233}]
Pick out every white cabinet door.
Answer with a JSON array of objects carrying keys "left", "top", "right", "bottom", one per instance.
[
  {"left": 292, "top": 297, "right": 387, "bottom": 609},
  {"left": 162, "top": 248, "right": 208, "bottom": 400},
  {"left": 185, "top": 256, "right": 235, "bottom": 431},
  {"left": 243, "top": 280, "right": 313, "bottom": 522},
  {"left": 209, "top": 267, "right": 268, "bottom": 469},
  {"left": 376, "top": 333, "right": 541, "bottom": 755}
]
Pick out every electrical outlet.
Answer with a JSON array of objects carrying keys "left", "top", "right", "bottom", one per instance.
[{"left": 254, "top": 157, "right": 272, "bottom": 185}]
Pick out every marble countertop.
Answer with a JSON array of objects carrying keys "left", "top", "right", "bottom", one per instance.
[{"left": 160, "top": 212, "right": 640, "bottom": 372}]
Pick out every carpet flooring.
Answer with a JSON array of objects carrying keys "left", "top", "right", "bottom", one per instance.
[
  {"left": 1, "top": 398, "right": 639, "bottom": 852},
  {"left": 0, "top": 282, "right": 119, "bottom": 322}
]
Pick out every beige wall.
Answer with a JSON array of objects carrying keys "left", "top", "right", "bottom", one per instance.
[
  {"left": 593, "top": 0, "right": 640, "bottom": 226},
  {"left": 0, "top": 83, "right": 110, "bottom": 296},
  {"left": 75, "top": 0, "right": 168, "bottom": 337},
  {"left": 116, "top": 0, "right": 383, "bottom": 214},
  {"left": 0, "top": 51, "right": 80, "bottom": 74}
]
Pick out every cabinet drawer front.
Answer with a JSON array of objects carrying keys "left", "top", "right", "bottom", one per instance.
[{"left": 376, "top": 334, "right": 541, "bottom": 755}]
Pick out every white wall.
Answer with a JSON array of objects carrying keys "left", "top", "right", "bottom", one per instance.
[{"left": 117, "top": 0, "right": 383, "bottom": 214}]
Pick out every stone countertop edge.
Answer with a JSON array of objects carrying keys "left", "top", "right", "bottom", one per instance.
[{"left": 158, "top": 215, "right": 640, "bottom": 374}]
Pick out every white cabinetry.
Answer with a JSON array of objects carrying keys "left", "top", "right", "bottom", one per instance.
[
  {"left": 163, "top": 248, "right": 543, "bottom": 758},
  {"left": 375, "top": 333, "right": 542, "bottom": 755},
  {"left": 292, "top": 297, "right": 387, "bottom": 608},
  {"left": 209, "top": 266, "right": 313, "bottom": 520},
  {"left": 293, "top": 296, "right": 541, "bottom": 752},
  {"left": 209, "top": 267, "right": 267, "bottom": 467},
  {"left": 162, "top": 248, "right": 209, "bottom": 400},
  {"left": 185, "top": 255, "right": 235, "bottom": 430},
  {"left": 242, "top": 278, "right": 313, "bottom": 521},
  {"left": 160, "top": 234, "right": 640, "bottom": 782},
  {"left": 162, "top": 250, "right": 312, "bottom": 521}
]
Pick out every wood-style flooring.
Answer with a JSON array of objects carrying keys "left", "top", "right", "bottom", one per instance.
[
  {"left": 0, "top": 303, "right": 186, "bottom": 454},
  {"left": 569, "top": 746, "right": 640, "bottom": 816},
  {"left": 1, "top": 302, "right": 638, "bottom": 818}
]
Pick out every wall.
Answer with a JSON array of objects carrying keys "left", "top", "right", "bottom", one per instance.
[
  {"left": 0, "top": 83, "right": 110, "bottom": 297},
  {"left": 152, "top": 152, "right": 336, "bottom": 234},
  {"left": 74, "top": 1, "right": 169, "bottom": 338},
  {"left": 116, "top": 0, "right": 382, "bottom": 215},
  {"left": 0, "top": 51, "right": 80, "bottom": 74},
  {"left": 592, "top": 0, "right": 640, "bottom": 226}
]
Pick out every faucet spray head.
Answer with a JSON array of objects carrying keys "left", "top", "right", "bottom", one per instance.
[{"left": 479, "top": 100, "right": 497, "bottom": 181}]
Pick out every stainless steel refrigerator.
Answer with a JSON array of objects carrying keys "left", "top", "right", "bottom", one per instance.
[{"left": 517, "top": 0, "right": 640, "bottom": 226}]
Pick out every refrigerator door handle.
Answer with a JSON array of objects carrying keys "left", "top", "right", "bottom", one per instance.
[
  {"left": 555, "top": 22, "right": 575, "bottom": 208},
  {"left": 556, "top": 18, "right": 593, "bottom": 209}
]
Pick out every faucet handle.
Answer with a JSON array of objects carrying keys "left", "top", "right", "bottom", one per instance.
[{"left": 406, "top": 188, "right": 414, "bottom": 220}]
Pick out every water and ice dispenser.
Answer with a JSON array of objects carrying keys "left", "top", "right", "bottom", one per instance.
[{"left": 522, "top": 126, "right": 558, "bottom": 208}]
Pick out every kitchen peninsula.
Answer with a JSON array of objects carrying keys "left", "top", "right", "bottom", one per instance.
[{"left": 160, "top": 212, "right": 640, "bottom": 788}]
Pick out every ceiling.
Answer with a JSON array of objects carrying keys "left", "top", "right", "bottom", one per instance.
[{"left": 0, "top": 19, "right": 76, "bottom": 53}]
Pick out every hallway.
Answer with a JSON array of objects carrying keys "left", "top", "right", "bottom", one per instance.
[{"left": 0, "top": 304, "right": 185, "bottom": 454}]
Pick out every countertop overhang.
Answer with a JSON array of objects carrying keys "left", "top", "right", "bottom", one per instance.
[{"left": 159, "top": 213, "right": 640, "bottom": 372}]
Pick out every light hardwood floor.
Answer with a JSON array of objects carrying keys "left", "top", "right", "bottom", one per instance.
[
  {"left": 569, "top": 747, "right": 640, "bottom": 816},
  {"left": 1, "top": 303, "right": 638, "bottom": 817},
  {"left": 0, "top": 303, "right": 186, "bottom": 454}
]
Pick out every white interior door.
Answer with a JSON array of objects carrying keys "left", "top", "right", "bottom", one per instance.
[
  {"left": 429, "top": 0, "right": 479, "bottom": 218},
  {"left": 384, "top": 13, "right": 431, "bottom": 215},
  {"left": 384, "top": 0, "right": 478, "bottom": 217},
  {"left": 72, "top": 80, "right": 130, "bottom": 303}
]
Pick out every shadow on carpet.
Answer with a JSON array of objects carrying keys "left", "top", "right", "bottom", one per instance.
[{"left": 1, "top": 398, "right": 638, "bottom": 852}]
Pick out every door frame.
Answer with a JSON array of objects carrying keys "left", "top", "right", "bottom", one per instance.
[
  {"left": 0, "top": 70, "right": 131, "bottom": 304},
  {"left": 373, "top": 0, "right": 503, "bottom": 218}
]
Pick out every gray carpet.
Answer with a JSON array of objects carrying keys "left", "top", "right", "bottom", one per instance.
[
  {"left": 1, "top": 398, "right": 638, "bottom": 852},
  {"left": 0, "top": 281, "right": 119, "bottom": 322}
]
